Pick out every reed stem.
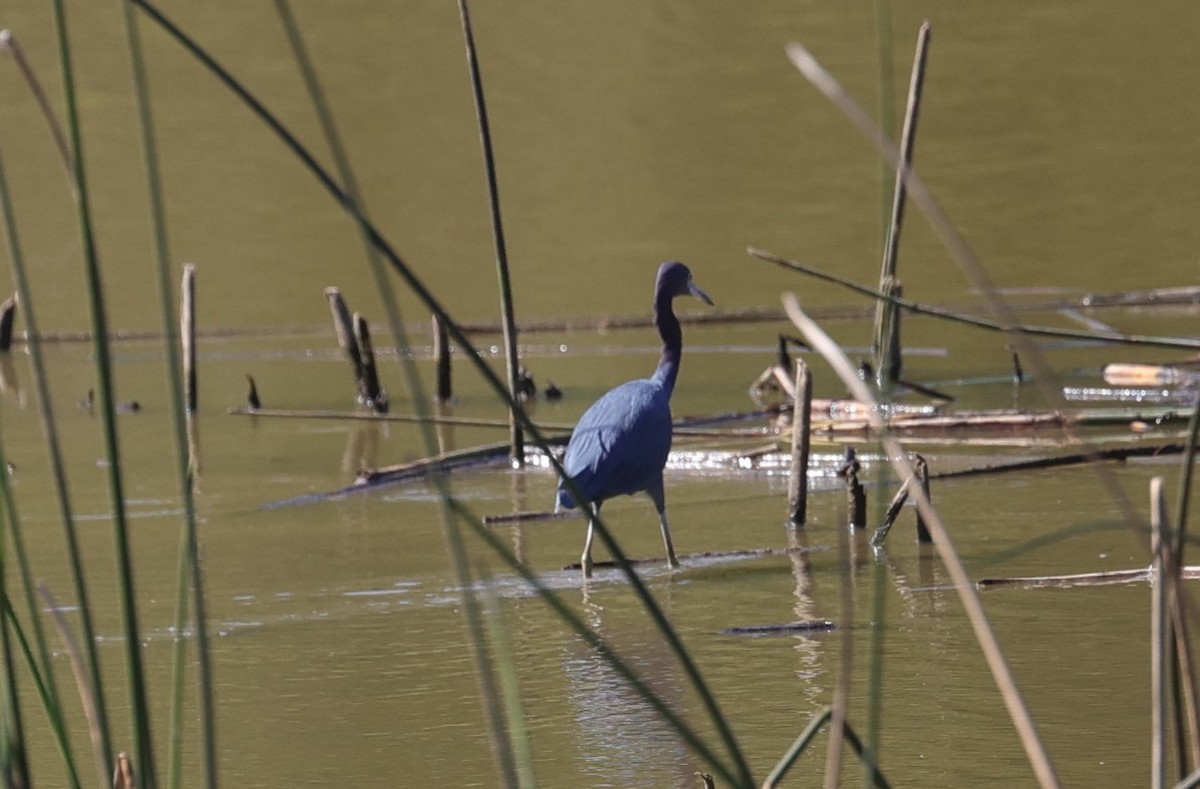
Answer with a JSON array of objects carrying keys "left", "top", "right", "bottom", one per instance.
[
  {"left": 119, "top": 5, "right": 218, "bottom": 786},
  {"left": 1152, "top": 477, "right": 1169, "bottom": 789},
  {"left": 456, "top": 0, "right": 524, "bottom": 466},
  {"left": 55, "top": 1, "right": 157, "bottom": 782},
  {"left": 873, "top": 22, "right": 930, "bottom": 386}
]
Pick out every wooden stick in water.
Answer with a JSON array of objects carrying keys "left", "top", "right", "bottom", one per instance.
[
  {"left": 873, "top": 21, "right": 930, "bottom": 386},
  {"left": 914, "top": 454, "right": 931, "bottom": 543},
  {"left": 787, "top": 359, "right": 813, "bottom": 525},
  {"left": 0, "top": 293, "right": 16, "bottom": 352},
  {"left": 354, "top": 312, "right": 387, "bottom": 412},
  {"left": 324, "top": 287, "right": 366, "bottom": 403},
  {"left": 433, "top": 314, "right": 452, "bottom": 402}
]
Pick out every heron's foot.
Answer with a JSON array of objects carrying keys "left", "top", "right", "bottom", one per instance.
[
  {"left": 581, "top": 555, "right": 594, "bottom": 579},
  {"left": 666, "top": 555, "right": 681, "bottom": 571}
]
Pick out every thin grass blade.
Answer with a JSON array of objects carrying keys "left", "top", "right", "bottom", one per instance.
[{"left": 51, "top": 2, "right": 157, "bottom": 784}]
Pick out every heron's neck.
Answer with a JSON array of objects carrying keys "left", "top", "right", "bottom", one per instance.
[{"left": 651, "top": 294, "right": 682, "bottom": 394}]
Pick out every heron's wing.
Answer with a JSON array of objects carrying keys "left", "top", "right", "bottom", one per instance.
[{"left": 558, "top": 379, "right": 671, "bottom": 506}]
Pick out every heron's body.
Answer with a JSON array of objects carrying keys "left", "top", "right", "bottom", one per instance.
[
  {"left": 555, "top": 261, "right": 711, "bottom": 576},
  {"left": 556, "top": 377, "right": 673, "bottom": 510}
]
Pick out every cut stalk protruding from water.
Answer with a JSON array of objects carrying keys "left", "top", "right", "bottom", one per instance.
[
  {"left": 324, "top": 288, "right": 385, "bottom": 412},
  {"left": 787, "top": 359, "right": 813, "bottom": 526},
  {"left": 457, "top": 0, "right": 524, "bottom": 467},
  {"left": 913, "top": 454, "right": 931, "bottom": 543},
  {"left": 181, "top": 264, "right": 196, "bottom": 413},
  {"left": 245, "top": 374, "right": 261, "bottom": 410},
  {"left": 325, "top": 287, "right": 364, "bottom": 383},
  {"left": 872, "top": 277, "right": 902, "bottom": 388},
  {"left": 0, "top": 294, "right": 16, "bottom": 352},
  {"left": 1152, "top": 476, "right": 1169, "bottom": 789},
  {"left": 434, "top": 314, "right": 453, "bottom": 402},
  {"left": 354, "top": 313, "right": 387, "bottom": 413},
  {"left": 840, "top": 448, "right": 866, "bottom": 531},
  {"left": 873, "top": 21, "right": 930, "bottom": 388}
]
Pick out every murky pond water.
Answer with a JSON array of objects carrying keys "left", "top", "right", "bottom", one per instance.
[{"left": 0, "top": 1, "right": 1197, "bottom": 787}]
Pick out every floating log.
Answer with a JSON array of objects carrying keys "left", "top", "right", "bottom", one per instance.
[
  {"left": 561, "top": 544, "right": 820, "bottom": 573},
  {"left": 721, "top": 620, "right": 837, "bottom": 636},
  {"left": 977, "top": 566, "right": 1200, "bottom": 589},
  {"left": 1104, "top": 362, "right": 1200, "bottom": 388},
  {"left": 482, "top": 510, "right": 570, "bottom": 527}
]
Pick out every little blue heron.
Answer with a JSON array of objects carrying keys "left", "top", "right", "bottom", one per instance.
[{"left": 555, "top": 260, "right": 713, "bottom": 577}]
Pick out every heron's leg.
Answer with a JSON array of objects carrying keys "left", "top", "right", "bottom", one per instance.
[
  {"left": 648, "top": 483, "right": 680, "bottom": 569},
  {"left": 581, "top": 502, "right": 600, "bottom": 578}
]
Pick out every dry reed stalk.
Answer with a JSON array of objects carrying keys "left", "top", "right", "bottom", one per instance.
[
  {"left": 38, "top": 585, "right": 108, "bottom": 788},
  {"left": 1153, "top": 477, "right": 1168, "bottom": 789},
  {"left": 181, "top": 265, "right": 195, "bottom": 413}
]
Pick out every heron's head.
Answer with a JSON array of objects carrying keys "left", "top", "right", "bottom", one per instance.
[{"left": 656, "top": 260, "right": 714, "bottom": 306}]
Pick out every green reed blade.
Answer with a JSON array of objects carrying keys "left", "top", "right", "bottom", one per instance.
[
  {"left": 130, "top": 5, "right": 752, "bottom": 783},
  {"left": 764, "top": 708, "right": 831, "bottom": 788},
  {"left": 0, "top": 451, "right": 28, "bottom": 787},
  {"left": 0, "top": 118, "right": 90, "bottom": 789},
  {"left": 118, "top": 5, "right": 218, "bottom": 788},
  {"left": 51, "top": 2, "right": 157, "bottom": 785}
]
